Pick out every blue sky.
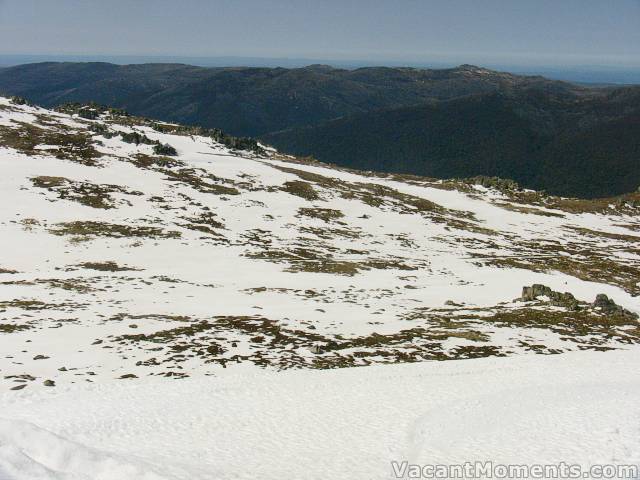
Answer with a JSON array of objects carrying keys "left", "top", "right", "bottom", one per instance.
[{"left": 1, "top": 0, "right": 639, "bottom": 66}]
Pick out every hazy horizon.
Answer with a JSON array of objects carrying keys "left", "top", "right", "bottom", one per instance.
[
  {"left": 2, "top": 53, "right": 640, "bottom": 85},
  {"left": 1, "top": 0, "right": 639, "bottom": 69}
]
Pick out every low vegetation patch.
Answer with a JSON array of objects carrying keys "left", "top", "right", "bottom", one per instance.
[
  {"left": 109, "top": 313, "right": 192, "bottom": 323},
  {"left": 150, "top": 122, "right": 265, "bottom": 155},
  {"left": 31, "top": 176, "right": 143, "bottom": 209},
  {"left": 129, "top": 153, "right": 184, "bottom": 170},
  {"left": 58, "top": 102, "right": 266, "bottom": 155},
  {"left": 281, "top": 180, "right": 319, "bottom": 201},
  {"left": 298, "top": 225, "right": 363, "bottom": 240},
  {"left": 480, "top": 247, "right": 640, "bottom": 297},
  {"left": 163, "top": 168, "right": 240, "bottom": 195},
  {"left": 0, "top": 121, "right": 100, "bottom": 166},
  {"left": 179, "top": 211, "right": 226, "bottom": 237},
  {"left": 272, "top": 164, "right": 488, "bottom": 234},
  {"left": 49, "top": 221, "right": 181, "bottom": 240},
  {"left": 461, "top": 176, "right": 523, "bottom": 194},
  {"left": 37, "top": 278, "right": 96, "bottom": 294},
  {"left": 481, "top": 308, "right": 640, "bottom": 344},
  {"left": 297, "top": 207, "right": 344, "bottom": 222},
  {"left": 76, "top": 261, "right": 141, "bottom": 272},
  {"left": 495, "top": 202, "right": 565, "bottom": 218},
  {"left": 0, "top": 323, "right": 31, "bottom": 333},
  {"left": 247, "top": 246, "right": 418, "bottom": 275},
  {"left": 110, "top": 313, "right": 501, "bottom": 370},
  {"left": 476, "top": 182, "right": 640, "bottom": 216},
  {"left": 0, "top": 299, "right": 81, "bottom": 311}
]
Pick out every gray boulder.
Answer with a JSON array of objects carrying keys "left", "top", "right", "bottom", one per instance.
[
  {"left": 521, "top": 284, "right": 552, "bottom": 301},
  {"left": 521, "top": 284, "right": 578, "bottom": 309},
  {"left": 593, "top": 294, "right": 638, "bottom": 319}
]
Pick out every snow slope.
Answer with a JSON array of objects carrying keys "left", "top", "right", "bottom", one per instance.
[
  {"left": 0, "top": 96, "right": 639, "bottom": 387},
  {"left": 0, "top": 350, "right": 639, "bottom": 479},
  {"left": 0, "top": 97, "right": 639, "bottom": 478}
]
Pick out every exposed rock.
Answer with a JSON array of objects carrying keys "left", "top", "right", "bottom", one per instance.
[
  {"left": 521, "top": 284, "right": 578, "bottom": 309},
  {"left": 467, "top": 176, "right": 522, "bottom": 193},
  {"left": 43, "top": 379, "right": 55, "bottom": 387},
  {"left": 522, "top": 284, "right": 551, "bottom": 301},
  {"left": 309, "top": 345, "right": 323, "bottom": 354},
  {"left": 10, "top": 384, "right": 27, "bottom": 391},
  {"left": 33, "top": 354, "right": 50, "bottom": 360},
  {"left": 593, "top": 294, "right": 638, "bottom": 319},
  {"left": 521, "top": 286, "right": 638, "bottom": 319},
  {"left": 549, "top": 292, "right": 578, "bottom": 309}
]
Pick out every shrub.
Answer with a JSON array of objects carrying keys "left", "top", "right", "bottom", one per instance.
[
  {"left": 153, "top": 143, "right": 178, "bottom": 156},
  {"left": 89, "top": 123, "right": 116, "bottom": 139},
  {"left": 121, "top": 131, "right": 155, "bottom": 145},
  {"left": 78, "top": 107, "right": 100, "bottom": 120},
  {"left": 10, "top": 96, "right": 31, "bottom": 106}
]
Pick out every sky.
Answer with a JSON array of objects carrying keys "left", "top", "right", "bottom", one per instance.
[{"left": 0, "top": 0, "right": 639, "bottom": 67}]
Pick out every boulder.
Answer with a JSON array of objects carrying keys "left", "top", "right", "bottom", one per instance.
[
  {"left": 593, "top": 293, "right": 615, "bottom": 311},
  {"left": 445, "top": 300, "right": 463, "bottom": 307},
  {"left": 521, "top": 284, "right": 552, "bottom": 301},
  {"left": 592, "top": 294, "right": 638, "bottom": 319},
  {"left": 521, "top": 285, "right": 579, "bottom": 309}
]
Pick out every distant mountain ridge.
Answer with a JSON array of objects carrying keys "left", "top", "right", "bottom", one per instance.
[
  {"left": 0, "top": 62, "right": 583, "bottom": 136},
  {"left": 0, "top": 62, "right": 638, "bottom": 198}
]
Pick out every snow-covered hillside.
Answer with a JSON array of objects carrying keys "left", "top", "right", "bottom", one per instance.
[
  {"left": 1, "top": 350, "right": 639, "bottom": 480},
  {"left": 0, "top": 96, "right": 639, "bottom": 387},
  {"left": 0, "top": 96, "right": 639, "bottom": 478}
]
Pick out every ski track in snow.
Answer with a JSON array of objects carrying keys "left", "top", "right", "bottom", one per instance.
[{"left": 0, "top": 350, "right": 639, "bottom": 479}]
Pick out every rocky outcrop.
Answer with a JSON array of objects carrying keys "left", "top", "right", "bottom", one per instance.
[
  {"left": 521, "top": 284, "right": 578, "bottom": 309},
  {"left": 521, "top": 285, "right": 638, "bottom": 319},
  {"left": 592, "top": 294, "right": 638, "bottom": 319}
]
